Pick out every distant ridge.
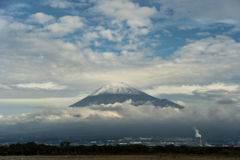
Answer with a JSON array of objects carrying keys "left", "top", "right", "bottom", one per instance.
[{"left": 69, "top": 82, "right": 184, "bottom": 109}]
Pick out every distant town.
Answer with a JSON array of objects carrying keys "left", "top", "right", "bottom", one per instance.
[{"left": 1, "top": 136, "right": 239, "bottom": 147}]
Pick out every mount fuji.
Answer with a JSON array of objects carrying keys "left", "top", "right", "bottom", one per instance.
[{"left": 69, "top": 82, "right": 184, "bottom": 109}]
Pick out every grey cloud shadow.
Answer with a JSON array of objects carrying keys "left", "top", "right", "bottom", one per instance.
[{"left": 216, "top": 99, "right": 236, "bottom": 104}]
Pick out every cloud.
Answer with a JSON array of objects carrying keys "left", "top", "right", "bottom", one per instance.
[
  {"left": 196, "top": 32, "right": 210, "bottom": 36},
  {"left": 216, "top": 99, "right": 236, "bottom": 104},
  {"left": 82, "top": 32, "right": 99, "bottom": 42},
  {"left": 224, "top": 27, "right": 240, "bottom": 35},
  {"left": 13, "top": 82, "right": 68, "bottom": 90},
  {"left": 156, "top": 0, "right": 240, "bottom": 26},
  {"left": 91, "top": 0, "right": 157, "bottom": 28},
  {"left": 1, "top": 32, "right": 240, "bottom": 95},
  {"left": 28, "top": 12, "right": 55, "bottom": 24},
  {"left": 94, "top": 41, "right": 101, "bottom": 46},
  {"left": 99, "top": 29, "right": 115, "bottom": 41},
  {"left": 0, "top": 101, "right": 239, "bottom": 127},
  {"left": 0, "top": 16, "right": 33, "bottom": 32},
  {"left": 9, "top": 3, "right": 31, "bottom": 10},
  {"left": 0, "top": 84, "right": 11, "bottom": 90},
  {"left": 144, "top": 83, "right": 240, "bottom": 96},
  {"left": 178, "top": 26, "right": 197, "bottom": 30},
  {"left": 0, "top": 94, "right": 89, "bottom": 108},
  {"left": 8, "top": 22, "right": 34, "bottom": 31},
  {"left": 163, "top": 29, "right": 173, "bottom": 37},
  {"left": 1, "top": 6, "right": 240, "bottom": 102},
  {"left": 44, "top": 16, "right": 84, "bottom": 36},
  {"left": 43, "top": 0, "right": 75, "bottom": 8},
  {"left": 0, "top": 105, "right": 122, "bottom": 125}
]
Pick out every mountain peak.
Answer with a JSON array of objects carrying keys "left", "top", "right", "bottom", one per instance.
[
  {"left": 69, "top": 82, "right": 184, "bottom": 109},
  {"left": 89, "top": 82, "right": 143, "bottom": 96}
]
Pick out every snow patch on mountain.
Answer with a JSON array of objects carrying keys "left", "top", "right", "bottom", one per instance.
[{"left": 89, "top": 82, "right": 143, "bottom": 96}]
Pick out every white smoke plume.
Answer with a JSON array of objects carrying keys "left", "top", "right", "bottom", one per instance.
[{"left": 193, "top": 127, "right": 201, "bottom": 138}]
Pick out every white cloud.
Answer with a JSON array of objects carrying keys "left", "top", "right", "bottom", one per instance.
[
  {"left": 196, "top": 32, "right": 210, "bottom": 36},
  {"left": 0, "top": 84, "right": 11, "bottom": 90},
  {"left": 178, "top": 26, "right": 197, "bottom": 30},
  {"left": 0, "top": 105, "right": 122, "bottom": 125},
  {"left": 224, "top": 27, "right": 240, "bottom": 35},
  {"left": 1, "top": 24, "right": 240, "bottom": 91},
  {"left": 28, "top": 12, "right": 55, "bottom": 24},
  {"left": 138, "top": 28, "right": 149, "bottom": 35},
  {"left": 82, "top": 32, "right": 99, "bottom": 42},
  {"left": 99, "top": 29, "right": 115, "bottom": 41},
  {"left": 2, "top": 33, "right": 240, "bottom": 91},
  {"left": 94, "top": 41, "right": 101, "bottom": 46},
  {"left": 0, "top": 16, "right": 34, "bottom": 32},
  {"left": 13, "top": 82, "right": 68, "bottom": 90},
  {"left": 43, "top": 0, "right": 74, "bottom": 8},
  {"left": 91, "top": 0, "right": 157, "bottom": 28},
  {"left": 163, "top": 29, "right": 172, "bottom": 37},
  {"left": 217, "top": 19, "right": 238, "bottom": 25},
  {"left": 144, "top": 83, "right": 240, "bottom": 96},
  {"left": 1, "top": 9, "right": 240, "bottom": 101},
  {"left": 8, "top": 22, "right": 34, "bottom": 31},
  {"left": 44, "top": 16, "right": 84, "bottom": 36},
  {"left": 9, "top": 3, "right": 31, "bottom": 10}
]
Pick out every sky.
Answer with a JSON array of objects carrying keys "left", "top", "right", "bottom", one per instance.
[{"left": 0, "top": 0, "right": 240, "bottom": 137}]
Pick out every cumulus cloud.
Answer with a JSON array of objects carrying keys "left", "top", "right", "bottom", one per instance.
[
  {"left": 43, "top": 0, "right": 75, "bottom": 8},
  {"left": 28, "top": 12, "right": 55, "bottom": 24},
  {"left": 8, "top": 22, "right": 34, "bottom": 31},
  {"left": 1, "top": 33, "right": 240, "bottom": 98},
  {"left": 99, "top": 29, "right": 115, "bottom": 41},
  {"left": 91, "top": 0, "right": 157, "bottom": 28},
  {"left": 44, "top": 16, "right": 85, "bottom": 36}
]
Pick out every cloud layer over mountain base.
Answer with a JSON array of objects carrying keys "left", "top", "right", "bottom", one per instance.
[{"left": 0, "top": 101, "right": 239, "bottom": 139}]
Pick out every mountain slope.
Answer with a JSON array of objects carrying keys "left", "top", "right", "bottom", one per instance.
[{"left": 69, "top": 82, "right": 184, "bottom": 109}]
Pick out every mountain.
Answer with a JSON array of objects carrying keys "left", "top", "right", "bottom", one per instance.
[{"left": 69, "top": 82, "right": 184, "bottom": 109}]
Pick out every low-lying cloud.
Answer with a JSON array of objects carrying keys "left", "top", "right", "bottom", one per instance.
[
  {"left": 1, "top": 100, "right": 239, "bottom": 126},
  {"left": 0, "top": 100, "right": 240, "bottom": 139}
]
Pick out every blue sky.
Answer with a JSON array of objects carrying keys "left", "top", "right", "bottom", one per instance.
[{"left": 0, "top": 0, "right": 240, "bottom": 127}]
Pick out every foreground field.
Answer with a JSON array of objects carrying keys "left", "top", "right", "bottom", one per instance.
[{"left": 0, "top": 155, "right": 240, "bottom": 160}]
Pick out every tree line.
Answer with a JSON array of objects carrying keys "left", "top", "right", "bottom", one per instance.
[{"left": 0, "top": 142, "right": 239, "bottom": 156}]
